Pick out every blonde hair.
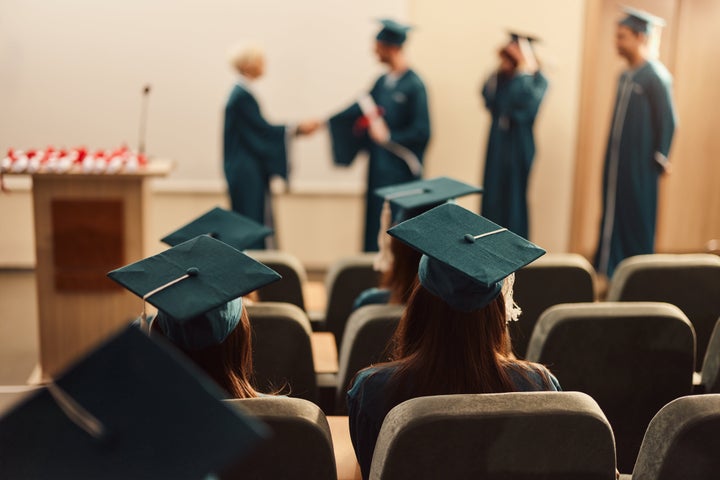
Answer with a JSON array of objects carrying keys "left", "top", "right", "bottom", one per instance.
[{"left": 229, "top": 45, "right": 265, "bottom": 75}]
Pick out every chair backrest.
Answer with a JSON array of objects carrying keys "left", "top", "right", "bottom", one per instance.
[
  {"left": 247, "top": 303, "right": 317, "bottom": 402},
  {"left": 630, "top": 394, "right": 720, "bottom": 480},
  {"left": 511, "top": 253, "right": 596, "bottom": 358},
  {"left": 526, "top": 302, "right": 696, "bottom": 473},
  {"left": 700, "top": 317, "right": 720, "bottom": 394},
  {"left": 606, "top": 253, "right": 720, "bottom": 368},
  {"left": 246, "top": 250, "right": 307, "bottom": 311},
  {"left": 220, "top": 396, "right": 336, "bottom": 480},
  {"left": 334, "top": 304, "right": 403, "bottom": 414},
  {"left": 324, "top": 253, "right": 381, "bottom": 347},
  {"left": 370, "top": 391, "right": 616, "bottom": 480}
]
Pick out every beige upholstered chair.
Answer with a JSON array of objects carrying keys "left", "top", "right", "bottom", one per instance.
[
  {"left": 527, "top": 302, "right": 695, "bottom": 472},
  {"left": 221, "top": 396, "right": 336, "bottom": 480},
  {"left": 247, "top": 302, "right": 317, "bottom": 402},
  {"left": 370, "top": 391, "right": 616, "bottom": 480}
]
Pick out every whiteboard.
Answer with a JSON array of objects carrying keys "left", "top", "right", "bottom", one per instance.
[{"left": 0, "top": 0, "right": 408, "bottom": 189}]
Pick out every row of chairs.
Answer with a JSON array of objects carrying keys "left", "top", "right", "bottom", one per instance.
[
  {"left": 218, "top": 392, "right": 720, "bottom": 480},
  {"left": 249, "top": 250, "right": 720, "bottom": 370},
  {"left": 248, "top": 299, "right": 720, "bottom": 472}
]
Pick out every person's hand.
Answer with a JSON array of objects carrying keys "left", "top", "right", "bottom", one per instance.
[
  {"left": 297, "top": 119, "right": 322, "bottom": 136},
  {"left": 368, "top": 119, "right": 391, "bottom": 144},
  {"left": 510, "top": 38, "right": 539, "bottom": 73}
]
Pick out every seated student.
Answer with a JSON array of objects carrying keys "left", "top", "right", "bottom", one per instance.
[
  {"left": 353, "top": 177, "right": 482, "bottom": 310},
  {"left": 108, "top": 234, "right": 282, "bottom": 398},
  {"left": 347, "top": 204, "right": 561, "bottom": 479}
]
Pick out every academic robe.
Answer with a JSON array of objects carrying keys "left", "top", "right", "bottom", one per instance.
[
  {"left": 329, "top": 70, "right": 430, "bottom": 252},
  {"left": 223, "top": 82, "right": 289, "bottom": 250},
  {"left": 595, "top": 60, "right": 677, "bottom": 277},
  {"left": 481, "top": 70, "right": 548, "bottom": 239},
  {"left": 347, "top": 364, "right": 561, "bottom": 480}
]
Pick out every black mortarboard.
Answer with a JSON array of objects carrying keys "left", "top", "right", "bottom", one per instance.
[
  {"left": 388, "top": 203, "right": 545, "bottom": 312},
  {"left": 108, "top": 235, "right": 280, "bottom": 323},
  {"left": 161, "top": 206, "right": 273, "bottom": 252},
  {"left": 375, "top": 176, "right": 483, "bottom": 222},
  {"left": 508, "top": 31, "right": 541, "bottom": 44},
  {"left": 376, "top": 18, "right": 413, "bottom": 46},
  {"left": 0, "top": 326, "right": 268, "bottom": 479},
  {"left": 619, "top": 6, "right": 666, "bottom": 34}
]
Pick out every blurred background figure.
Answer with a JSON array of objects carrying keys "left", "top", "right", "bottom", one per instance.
[
  {"left": 223, "top": 45, "right": 319, "bottom": 249},
  {"left": 480, "top": 32, "right": 548, "bottom": 240},
  {"left": 327, "top": 18, "right": 431, "bottom": 252},
  {"left": 594, "top": 7, "right": 677, "bottom": 278}
]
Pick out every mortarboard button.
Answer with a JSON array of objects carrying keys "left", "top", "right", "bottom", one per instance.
[
  {"left": 388, "top": 203, "right": 545, "bottom": 312},
  {"left": 0, "top": 325, "right": 268, "bottom": 479},
  {"left": 161, "top": 206, "right": 273, "bottom": 252}
]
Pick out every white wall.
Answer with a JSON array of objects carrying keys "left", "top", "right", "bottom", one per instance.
[
  {"left": 0, "top": 0, "right": 407, "bottom": 190},
  {"left": 0, "top": 0, "right": 587, "bottom": 267}
]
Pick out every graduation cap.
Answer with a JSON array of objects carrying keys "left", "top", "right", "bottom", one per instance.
[
  {"left": 375, "top": 176, "right": 483, "bottom": 222},
  {"left": 0, "top": 326, "right": 268, "bottom": 479},
  {"left": 388, "top": 203, "right": 545, "bottom": 312},
  {"left": 376, "top": 18, "right": 413, "bottom": 46},
  {"left": 161, "top": 206, "right": 273, "bottom": 252},
  {"left": 508, "top": 31, "right": 541, "bottom": 44},
  {"left": 108, "top": 235, "right": 281, "bottom": 348},
  {"left": 619, "top": 6, "right": 666, "bottom": 34}
]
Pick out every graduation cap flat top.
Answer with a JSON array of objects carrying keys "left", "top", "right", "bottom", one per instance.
[
  {"left": 0, "top": 326, "right": 267, "bottom": 479},
  {"left": 108, "top": 235, "right": 281, "bottom": 322},
  {"left": 375, "top": 176, "right": 482, "bottom": 215},
  {"left": 388, "top": 203, "right": 545, "bottom": 311},
  {"left": 619, "top": 6, "right": 666, "bottom": 33},
  {"left": 161, "top": 206, "right": 273, "bottom": 252},
  {"left": 376, "top": 18, "right": 413, "bottom": 46},
  {"left": 508, "top": 30, "right": 541, "bottom": 44}
]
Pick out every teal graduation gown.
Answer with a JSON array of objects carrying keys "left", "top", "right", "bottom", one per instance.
[
  {"left": 481, "top": 70, "right": 548, "bottom": 239},
  {"left": 223, "top": 83, "right": 288, "bottom": 250},
  {"left": 329, "top": 70, "right": 430, "bottom": 251},
  {"left": 595, "top": 60, "right": 677, "bottom": 277}
]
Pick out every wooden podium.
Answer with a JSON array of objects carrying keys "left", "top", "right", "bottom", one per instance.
[{"left": 14, "top": 160, "right": 172, "bottom": 381}]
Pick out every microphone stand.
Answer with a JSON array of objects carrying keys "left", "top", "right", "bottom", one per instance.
[{"left": 138, "top": 85, "right": 151, "bottom": 155}]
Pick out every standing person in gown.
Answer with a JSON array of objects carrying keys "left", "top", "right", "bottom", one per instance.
[
  {"left": 480, "top": 33, "right": 548, "bottom": 239},
  {"left": 327, "top": 19, "right": 431, "bottom": 252},
  {"left": 346, "top": 204, "right": 561, "bottom": 479},
  {"left": 223, "top": 46, "right": 319, "bottom": 249},
  {"left": 108, "top": 234, "right": 282, "bottom": 398},
  {"left": 594, "top": 7, "right": 677, "bottom": 278}
]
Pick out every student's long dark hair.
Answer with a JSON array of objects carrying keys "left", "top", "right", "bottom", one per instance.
[
  {"left": 380, "top": 237, "right": 423, "bottom": 304},
  {"left": 378, "top": 282, "right": 548, "bottom": 407},
  {"left": 152, "top": 305, "right": 259, "bottom": 399}
]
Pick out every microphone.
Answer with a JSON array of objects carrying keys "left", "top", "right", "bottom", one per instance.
[{"left": 138, "top": 84, "right": 151, "bottom": 156}]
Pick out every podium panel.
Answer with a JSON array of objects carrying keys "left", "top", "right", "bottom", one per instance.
[{"left": 25, "top": 162, "right": 171, "bottom": 380}]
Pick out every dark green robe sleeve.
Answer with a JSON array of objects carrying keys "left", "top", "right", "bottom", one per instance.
[
  {"left": 506, "top": 71, "right": 549, "bottom": 124},
  {"left": 646, "top": 72, "right": 677, "bottom": 169},
  {"left": 227, "top": 92, "right": 288, "bottom": 178},
  {"left": 328, "top": 103, "right": 369, "bottom": 166}
]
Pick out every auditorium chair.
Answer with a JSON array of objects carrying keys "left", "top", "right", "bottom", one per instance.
[
  {"left": 246, "top": 250, "right": 307, "bottom": 311},
  {"left": 370, "top": 391, "right": 616, "bottom": 480},
  {"left": 527, "top": 302, "right": 695, "bottom": 473}
]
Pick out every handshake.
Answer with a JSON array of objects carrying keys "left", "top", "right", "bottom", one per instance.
[
  {"left": 295, "top": 117, "right": 390, "bottom": 144},
  {"left": 296, "top": 119, "right": 324, "bottom": 136}
]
